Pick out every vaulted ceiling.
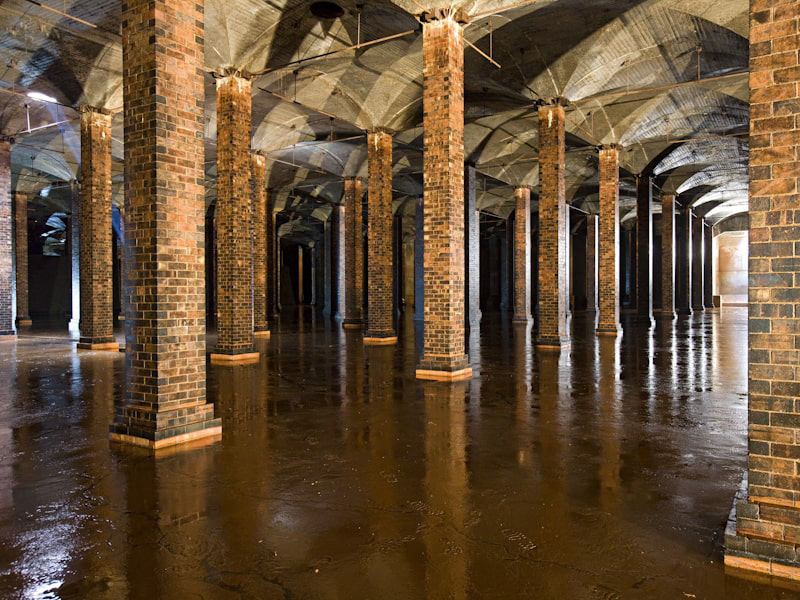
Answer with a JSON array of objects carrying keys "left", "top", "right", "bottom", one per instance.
[{"left": 0, "top": 0, "right": 749, "bottom": 235}]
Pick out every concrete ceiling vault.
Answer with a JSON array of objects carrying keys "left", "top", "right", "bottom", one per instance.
[{"left": 0, "top": 0, "right": 749, "bottom": 238}]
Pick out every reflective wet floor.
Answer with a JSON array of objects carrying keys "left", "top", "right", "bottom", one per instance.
[{"left": 0, "top": 309, "right": 798, "bottom": 599}]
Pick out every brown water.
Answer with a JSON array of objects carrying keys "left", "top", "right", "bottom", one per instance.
[{"left": 0, "top": 308, "right": 796, "bottom": 599}]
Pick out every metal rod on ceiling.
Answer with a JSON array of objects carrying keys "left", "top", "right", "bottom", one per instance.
[
  {"left": 464, "top": 37, "right": 501, "bottom": 68},
  {"left": 24, "top": 0, "right": 97, "bottom": 29}
]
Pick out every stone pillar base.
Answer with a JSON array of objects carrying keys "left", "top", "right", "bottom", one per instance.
[
  {"left": 342, "top": 320, "right": 363, "bottom": 329},
  {"left": 210, "top": 351, "right": 260, "bottom": 365},
  {"left": 110, "top": 405, "right": 221, "bottom": 452},
  {"left": 117, "top": 315, "right": 125, "bottom": 321},
  {"left": 654, "top": 310, "right": 676, "bottom": 320},
  {"left": 15, "top": 318, "right": 32, "bottom": 327},
  {"left": 364, "top": 334, "right": 397, "bottom": 346},
  {"left": 536, "top": 335, "right": 570, "bottom": 350},
  {"left": 678, "top": 308, "right": 694, "bottom": 316},
  {"left": 78, "top": 341, "right": 120, "bottom": 351},
  {"left": 416, "top": 366, "right": 473, "bottom": 382},
  {"left": 512, "top": 316, "right": 531, "bottom": 325},
  {"left": 254, "top": 329, "right": 271, "bottom": 338},
  {"left": 0, "top": 331, "right": 16, "bottom": 338},
  {"left": 596, "top": 326, "right": 621, "bottom": 337}
]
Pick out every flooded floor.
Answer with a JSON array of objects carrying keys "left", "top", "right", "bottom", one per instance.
[{"left": 0, "top": 308, "right": 797, "bottom": 599}]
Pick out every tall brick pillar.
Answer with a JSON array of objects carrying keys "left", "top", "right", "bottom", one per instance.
[
  {"left": 536, "top": 99, "right": 570, "bottom": 349},
  {"left": 636, "top": 174, "right": 654, "bottom": 326},
  {"left": 212, "top": 71, "right": 259, "bottom": 364},
  {"left": 0, "top": 137, "right": 12, "bottom": 336},
  {"left": 725, "top": 0, "right": 800, "bottom": 577},
  {"left": 332, "top": 203, "right": 345, "bottom": 320},
  {"left": 677, "top": 202, "right": 693, "bottom": 315},
  {"left": 252, "top": 152, "right": 270, "bottom": 337},
  {"left": 69, "top": 180, "right": 80, "bottom": 331},
  {"left": 656, "top": 194, "right": 676, "bottom": 320},
  {"left": 342, "top": 177, "right": 364, "bottom": 328},
  {"left": 416, "top": 11, "right": 471, "bottom": 381},
  {"left": 365, "top": 128, "right": 397, "bottom": 345},
  {"left": 14, "top": 193, "right": 31, "bottom": 326},
  {"left": 110, "top": 0, "right": 221, "bottom": 450},
  {"left": 79, "top": 106, "right": 117, "bottom": 351},
  {"left": 586, "top": 213, "right": 597, "bottom": 313},
  {"left": 703, "top": 222, "right": 714, "bottom": 309},
  {"left": 465, "top": 163, "right": 481, "bottom": 326},
  {"left": 596, "top": 145, "right": 620, "bottom": 336},
  {"left": 266, "top": 194, "right": 277, "bottom": 321},
  {"left": 691, "top": 212, "right": 704, "bottom": 312},
  {"left": 414, "top": 196, "right": 424, "bottom": 322},
  {"left": 512, "top": 186, "right": 531, "bottom": 324}
]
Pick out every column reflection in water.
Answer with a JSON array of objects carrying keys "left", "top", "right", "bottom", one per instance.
[
  {"left": 423, "top": 381, "right": 470, "bottom": 600},
  {"left": 514, "top": 323, "right": 533, "bottom": 467},
  {"left": 597, "top": 336, "right": 623, "bottom": 510},
  {"left": 536, "top": 350, "right": 566, "bottom": 491}
]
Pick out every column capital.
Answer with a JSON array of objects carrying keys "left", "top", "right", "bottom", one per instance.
[
  {"left": 0, "top": 134, "right": 14, "bottom": 144},
  {"left": 597, "top": 143, "right": 620, "bottom": 152},
  {"left": 367, "top": 127, "right": 394, "bottom": 136},
  {"left": 213, "top": 66, "right": 255, "bottom": 81},
  {"left": 417, "top": 8, "right": 469, "bottom": 24},
  {"left": 537, "top": 96, "right": 570, "bottom": 108},
  {"left": 79, "top": 105, "right": 112, "bottom": 116}
]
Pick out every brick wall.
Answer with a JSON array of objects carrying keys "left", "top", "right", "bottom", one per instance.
[
  {"left": 14, "top": 192, "right": 30, "bottom": 324},
  {"left": 417, "top": 14, "right": 470, "bottom": 379},
  {"left": 537, "top": 101, "right": 569, "bottom": 348},
  {"left": 215, "top": 73, "right": 256, "bottom": 355},
  {"left": 343, "top": 177, "right": 363, "bottom": 326},
  {"left": 513, "top": 186, "right": 531, "bottom": 323},
  {"left": 596, "top": 145, "right": 620, "bottom": 335},
  {"left": 0, "top": 139, "right": 12, "bottom": 335},
  {"left": 726, "top": 0, "right": 800, "bottom": 576},
  {"left": 657, "top": 194, "right": 675, "bottom": 318},
  {"left": 111, "top": 0, "right": 220, "bottom": 448},
  {"left": 365, "top": 129, "right": 396, "bottom": 342},
  {"left": 586, "top": 213, "right": 597, "bottom": 312},
  {"left": 79, "top": 107, "right": 115, "bottom": 346},
  {"left": 252, "top": 152, "right": 269, "bottom": 333}
]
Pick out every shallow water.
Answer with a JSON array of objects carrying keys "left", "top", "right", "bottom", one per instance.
[{"left": 0, "top": 308, "right": 796, "bottom": 599}]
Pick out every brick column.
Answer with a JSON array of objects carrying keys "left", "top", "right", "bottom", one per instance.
[
  {"left": 252, "top": 152, "right": 270, "bottom": 337},
  {"left": 342, "top": 177, "right": 364, "bottom": 327},
  {"left": 636, "top": 174, "right": 654, "bottom": 326},
  {"left": 212, "top": 71, "right": 259, "bottom": 364},
  {"left": 332, "top": 203, "right": 345, "bottom": 320},
  {"left": 656, "top": 193, "right": 676, "bottom": 320},
  {"left": 14, "top": 193, "right": 31, "bottom": 326},
  {"left": 266, "top": 194, "right": 277, "bottom": 320},
  {"left": 725, "top": 0, "right": 800, "bottom": 577},
  {"left": 691, "top": 211, "right": 704, "bottom": 311},
  {"left": 110, "top": 0, "right": 221, "bottom": 450},
  {"left": 416, "top": 12, "right": 471, "bottom": 381},
  {"left": 78, "top": 106, "right": 117, "bottom": 350},
  {"left": 512, "top": 186, "right": 531, "bottom": 324},
  {"left": 596, "top": 145, "right": 620, "bottom": 336},
  {"left": 465, "top": 163, "right": 481, "bottom": 326},
  {"left": 704, "top": 222, "right": 714, "bottom": 309},
  {"left": 365, "top": 128, "right": 396, "bottom": 344},
  {"left": 677, "top": 202, "right": 693, "bottom": 315},
  {"left": 69, "top": 180, "right": 80, "bottom": 331},
  {"left": 0, "top": 138, "right": 12, "bottom": 336},
  {"left": 414, "top": 196, "right": 424, "bottom": 322},
  {"left": 586, "top": 213, "right": 598, "bottom": 312},
  {"left": 536, "top": 99, "right": 570, "bottom": 349}
]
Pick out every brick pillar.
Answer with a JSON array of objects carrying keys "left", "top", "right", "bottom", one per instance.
[
  {"left": 677, "top": 202, "right": 693, "bottom": 315},
  {"left": 500, "top": 225, "right": 510, "bottom": 311},
  {"left": 414, "top": 196, "right": 424, "bottom": 322},
  {"left": 342, "top": 177, "right": 364, "bottom": 327},
  {"left": 69, "top": 180, "right": 80, "bottom": 331},
  {"left": 512, "top": 186, "right": 531, "bottom": 324},
  {"left": 323, "top": 216, "right": 333, "bottom": 317},
  {"left": 596, "top": 145, "right": 620, "bottom": 336},
  {"left": 14, "top": 192, "right": 31, "bottom": 326},
  {"left": 636, "top": 174, "right": 654, "bottom": 326},
  {"left": 266, "top": 193, "right": 277, "bottom": 320},
  {"left": 416, "top": 12, "right": 471, "bottom": 381},
  {"left": 465, "top": 163, "right": 481, "bottom": 326},
  {"left": 332, "top": 203, "right": 345, "bottom": 320},
  {"left": 536, "top": 99, "right": 570, "bottom": 349},
  {"left": 252, "top": 152, "right": 270, "bottom": 337},
  {"left": 365, "top": 128, "right": 396, "bottom": 344},
  {"left": 691, "top": 212, "right": 704, "bottom": 311},
  {"left": 117, "top": 209, "right": 125, "bottom": 321},
  {"left": 78, "top": 106, "right": 117, "bottom": 350},
  {"left": 0, "top": 138, "right": 12, "bottom": 336},
  {"left": 110, "top": 0, "right": 221, "bottom": 450},
  {"left": 725, "top": 0, "right": 800, "bottom": 577},
  {"left": 586, "top": 213, "right": 598, "bottom": 312},
  {"left": 704, "top": 221, "right": 714, "bottom": 309},
  {"left": 656, "top": 194, "right": 676, "bottom": 320},
  {"left": 212, "top": 71, "right": 259, "bottom": 364}
]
